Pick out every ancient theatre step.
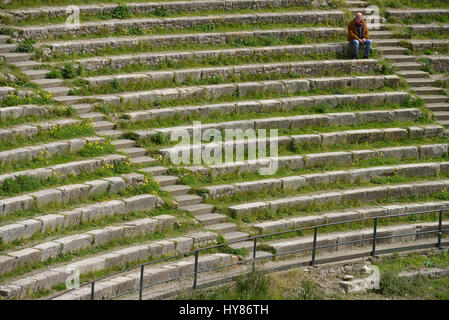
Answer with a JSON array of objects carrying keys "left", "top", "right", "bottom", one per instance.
[
  {"left": 377, "top": 46, "right": 407, "bottom": 55},
  {"left": 384, "top": 55, "right": 416, "bottom": 63},
  {"left": 70, "top": 103, "right": 93, "bottom": 114},
  {"left": 160, "top": 184, "right": 191, "bottom": 196},
  {"left": 93, "top": 120, "right": 115, "bottom": 131},
  {"left": 392, "top": 62, "right": 422, "bottom": 71},
  {"left": 174, "top": 194, "right": 203, "bottom": 206},
  {"left": 121, "top": 147, "right": 147, "bottom": 158},
  {"left": 47, "top": 86, "right": 72, "bottom": 97},
  {"left": 369, "top": 31, "right": 395, "bottom": 39},
  {"left": 425, "top": 103, "right": 449, "bottom": 112},
  {"left": 179, "top": 203, "right": 215, "bottom": 215},
  {"left": 223, "top": 231, "right": 250, "bottom": 242},
  {"left": 411, "top": 87, "right": 445, "bottom": 95},
  {"left": 23, "top": 69, "right": 48, "bottom": 80},
  {"left": 406, "top": 78, "right": 435, "bottom": 87},
  {"left": 397, "top": 70, "right": 429, "bottom": 78},
  {"left": 111, "top": 139, "right": 136, "bottom": 150},
  {"left": 195, "top": 213, "right": 228, "bottom": 226},
  {"left": 32, "top": 78, "right": 65, "bottom": 89},
  {"left": 130, "top": 156, "right": 156, "bottom": 166},
  {"left": 419, "top": 95, "right": 449, "bottom": 103},
  {"left": 374, "top": 40, "right": 405, "bottom": 48},
  {"left": 52, "top": 95, "right": 85, "bottom": 104},
  {"left": 0, "top": 35, "right": 10, "bottom": 44},
  {"left": 11, "top": 60, "right": 41, "bottom": 71},
  {"left": 432, "top": 111, "right": 449, "bottom": 121},
  {"left": 153, "top": 175, "right": 179, "bottom": 187},
  {"left": 206, "top": 223, "right": 238, "bottom": 233},
  {"left": 79, "top": 112, "right": 105, "bottom": 121},
  {"left": 95, "top": 130, "right": 123, "bottom": 139},
  {"left": 1, "top": 52, "right": 33, "bottom": 63},
  {"left": 0, "top": 44, "right": 17, "bottom": 53},
  {"left": 139, "top": 166, "right": 168, "bottom": 176}
]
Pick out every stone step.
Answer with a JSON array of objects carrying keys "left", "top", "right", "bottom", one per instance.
[
  {"left": 95, "top": 130, "right": 123, "bottom": 138},
  {"left": 384, "top": 55, "right": 415, "bottom": 63},
  {"left": 406, "top": 78, "right": 435, "bottom": 87},
  {"left": 0, "top": 44, "right": 17, "bottom": 53},
  {"left": 436, "top": 120, "right": 449, "bottom": 127},
  {"left": 52, "top": 95, "right": 84, "bottom": 104},
  {"left": 139, "top": 166, "right": 168, "bottom": 176},
  {"left": 0, "top": 35, "right": 10, "bottom": 44},
  {"left": 377, "top": 46, "right": 407, "bottom": 55},
  {"left": 79, "top": 112, "right": 105, "bottom": 121},
  {"left": 179, "top": 203, "right": 215, "bottom": 215},
  {"left": 70, "top": 103, "right": 93, "bottom": 114},
  {"left": 206, "top": 223, "right": 238, "bottom": 233},
  {"left": 131, "top": 156, "right": 156, "bottom": 166},
  {"left": 47, "top": 86, "right": 71, "bottom": 97},
  {"left": 419, "top": 95, "right": 449, "bottom": 103},
  {"left": 426, "top": 103, "right": 449, "bottom": 112},
  {"left": 374, "top": 40, "right": 404, "bottom": 48},
  {"left": 32, "top": 78, "right": 64, "bottom": 89},
  {"left": 1, "top": 52, "right": 33, "bottom": 63},
  {"left": 174, "top": 194, "right": 203, "bottom": 206},
  {"left": 153, "top": 175, "right": 179, "bottom": 187},
  {"left": 11, "top": 60, "right": 41, "bottom": 71},
  {"left": 228, "top": 241, "right": 256, "bottom": 251},
  {"left": 223, "top": 231, "right": 249, "bottom": 242},
  {"left": 160, "top": 184, "right": 191, "bottom": 196},
  {"left": 93, "top": 120, "right": 115, "bottom": 131},
  {"left": 23, "top": 69, "right": 48, "bottom": 80},
  {"left": 195, "top": 213, "right": 227, "bottom": 226},
  {"left": 411, "top": 87, "right": 444, "bottom": 95},
  {"left": 369, "top": 31, "right": 395, "bottom": 39},
  {"left": 121, "top": 147, "right": 147, "bottom": 158},
  {"left": 432, "top": 111, "right": 449, "bottom": 121},
  {"left": 393, "top": 62, "right": 422, "bottom": 71},
  {"left": 345, "top": 1, "right": 367, "bottom": 6},
  {"left": 130, "top": 94, "right": 415, "bottom": 129},
  {"left": 397, "top": 70, "right": 429, "bottom": 78},
  {"left": 15, "top": 11, "right": 345, "bottom": 40},
  {"left": 111, "top": 139, "right": 136, "bottom": 150}
]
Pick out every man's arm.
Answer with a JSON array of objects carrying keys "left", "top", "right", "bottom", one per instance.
[
  {"left": 348, "top": 23, "right": 361, "bottom": 41},
  {"left": 364, "top": 21, "right": 369, "bottom": 39}
]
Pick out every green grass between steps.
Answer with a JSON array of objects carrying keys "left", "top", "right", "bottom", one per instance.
[
  {"left": 0, "top": 159, "right": 134, "bottom": 199},
  {"left": 70, "top": 68, "right": 387, "bottom": 96},
  {"left": 154, "top": 131, "right": 448, "bottom": 169},
  {"left": 0, "top": 139, "right": 116, "bottom": 174},
  {"left": 2, "top": 5, "right": 340, "bottom": 26},
  {"left": 41, "top": 29, "right": 347, "bottom": 63},
  {"left": 0, "top": 206, "right": 199, "bottom": 288},
  {"left": 49, "top": 47, "right": 376, "bottom": 80},
  {"left": 0, "top": 121, "right": 95, "bottom": 153},
  {"left": 120, "top": 98, "right": 426, "bottom": 134},
  {"left": 28, "top": 20, "right": 344, "bottom": 43},
  {"left": 98, "top": 82, "right": 403, "bottom": 115}
]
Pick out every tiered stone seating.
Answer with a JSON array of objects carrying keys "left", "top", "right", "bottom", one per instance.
[{"left": 0, "top": 0, "right": 448, "bottom": 300}]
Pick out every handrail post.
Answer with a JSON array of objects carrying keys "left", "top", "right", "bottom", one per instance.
[
  {"left": 252, "top": 237, "right": 257, "bottom": 272},
  {"left": 438, "top": 209, "right": 443, "bottom": 249},
  {"left": 372, "top": 218, "right": 378, "bottom": 257},
  {"left": 90, "top": 281, "right": 95, "bottom": 300},
  {"left": 193, "top": 250, "right": 199, "bottom": 289},
  {"left": 139, "top": 264, "right": 144, "bottom": 300},
  {"left": 311, "top": 227, "right": 318, "bottom": 266}
]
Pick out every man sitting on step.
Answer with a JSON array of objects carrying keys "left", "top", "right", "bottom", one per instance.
[{"left": 348, "top": 12, "right": 373, "bottom": 59}]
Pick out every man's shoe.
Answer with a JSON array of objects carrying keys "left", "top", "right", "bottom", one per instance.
[
  {"left": 363, "top": 56, "right": 369, "bottom": 59},
  {"left": 353, "top": 56, "right": 358, "bottom": 60}
]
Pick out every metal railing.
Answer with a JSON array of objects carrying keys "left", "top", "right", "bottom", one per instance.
[{"left": 50, "top": 208, "right": 449, "bottom": 300}]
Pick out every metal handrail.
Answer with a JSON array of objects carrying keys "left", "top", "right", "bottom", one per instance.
[{"left": 49, "top": 207, "right": 449, "bottom": 300}]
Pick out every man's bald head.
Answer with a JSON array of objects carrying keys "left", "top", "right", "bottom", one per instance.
[{"left": 355, "top": 12, "right": 363, "bottom": 22}]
